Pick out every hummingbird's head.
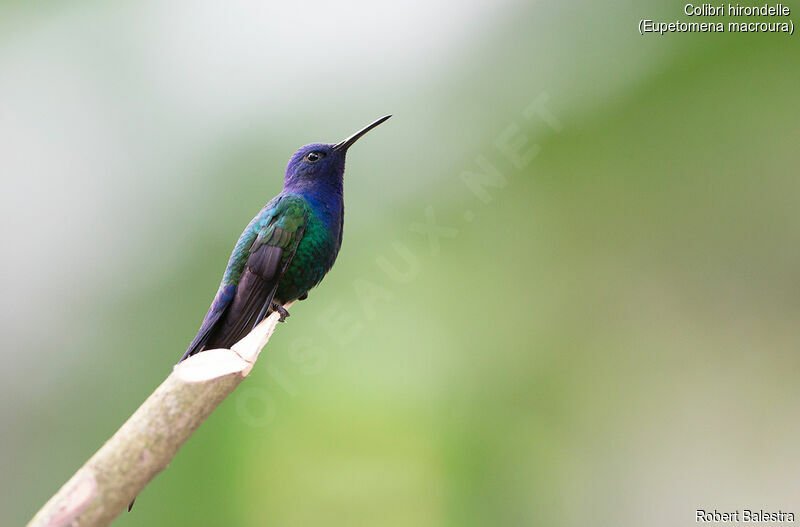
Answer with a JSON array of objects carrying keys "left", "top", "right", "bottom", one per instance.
[
  {"left": 284, "top": 143, "right": 345, "bottom": 190},
  {"left": 283, "top": 115, "right": 391, "bottom": 192}
]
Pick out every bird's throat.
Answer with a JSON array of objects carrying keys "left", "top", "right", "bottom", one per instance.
[{"left": 284, "top": 180, "right": 343, "bottom": 232}]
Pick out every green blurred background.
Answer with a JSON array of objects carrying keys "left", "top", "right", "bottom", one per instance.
[{"left": 2, "top": 1, "right": 799, "bottom": 525}]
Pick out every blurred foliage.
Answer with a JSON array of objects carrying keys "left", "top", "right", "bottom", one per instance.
[{"left": 2, "top": 1, "right": 799, "bottom": 526}]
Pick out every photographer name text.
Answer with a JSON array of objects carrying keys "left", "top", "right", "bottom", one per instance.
[{"left": 697, "top": 509, "right": 795, "bottom": 523}]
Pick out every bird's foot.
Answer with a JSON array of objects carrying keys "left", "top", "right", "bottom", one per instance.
[{"left": 272, "top": 302, "right": 290, "bottom": 322}]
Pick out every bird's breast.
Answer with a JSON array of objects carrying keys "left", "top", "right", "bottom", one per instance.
[{"left": 276, "top": 213, "right": 339, "bottom": 301}]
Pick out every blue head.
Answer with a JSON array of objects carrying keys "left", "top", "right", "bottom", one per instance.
[
  {"left": 283, "top": 115, "right": 391, "bottom": 197},
  {"left": 284, "top": 143, "right": 346, "bottom": 196}
]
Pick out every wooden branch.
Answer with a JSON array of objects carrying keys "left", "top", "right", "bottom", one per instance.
[{"left": 27, "top": 304, "right": 292, "bottom": 527}]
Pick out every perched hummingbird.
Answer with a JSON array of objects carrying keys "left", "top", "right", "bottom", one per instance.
[{"left": 179, "top": 115, "right": 391, "bottom": 361}]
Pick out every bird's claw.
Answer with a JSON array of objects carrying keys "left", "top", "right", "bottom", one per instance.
[{"left": 272, "top": 302, "right": 290, "bottom": 322}]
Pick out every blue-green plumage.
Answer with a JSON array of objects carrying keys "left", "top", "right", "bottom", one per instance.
[{"left": 180, "top": 116, "right": 390, "bottom": 361}]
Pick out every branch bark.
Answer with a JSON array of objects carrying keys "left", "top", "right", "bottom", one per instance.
[{"left": 26, "top": 304, "right": 292, "bottom": 527}]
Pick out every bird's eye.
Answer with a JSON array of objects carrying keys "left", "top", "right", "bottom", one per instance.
[{"left": 305, "top": 151, "right": 325, "bottom": 163}]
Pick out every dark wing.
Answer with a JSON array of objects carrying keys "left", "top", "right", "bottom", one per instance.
[
  {"left": 180, "top": 199, "right": 308, "bottom": 360},
  {"left": 179, "top": 283, "right": 237, "bottom": 361},
  {"left": 203, "top": 225, "right": 304, "bottom": 348}
]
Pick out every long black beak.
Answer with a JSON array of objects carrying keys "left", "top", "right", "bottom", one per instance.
[{"left": 333, "top": 115, "right": 391, "bottom": 152}]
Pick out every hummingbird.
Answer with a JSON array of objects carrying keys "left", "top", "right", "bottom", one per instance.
[{"left": 179, "top": 115, "right": 391, "bottom": 362}]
